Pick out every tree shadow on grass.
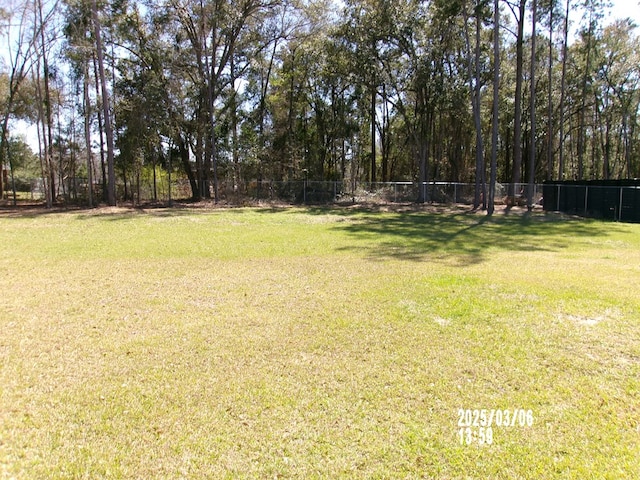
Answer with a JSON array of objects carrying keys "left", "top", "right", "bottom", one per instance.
[
  {"left": 0, "top": 204, "right": 147, "bottom": 221},
  {"left": 0, "top": 201, "right": 257, "bottom": 221},
  {"left": 1, "top": 202, "right": 620, "bottom": 266},
  {"left": 302, "top": 205, "right": 617, "bottom": 265},
  {"left": 70, "top": 204, "right": 253, "bottom": 221}
]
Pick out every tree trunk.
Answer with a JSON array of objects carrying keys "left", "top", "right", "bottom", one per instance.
[
  {"left": 168, "top": 141, "right": 173, "bottom": 206},
  {"left": 527, "top": 0, "right": 537, "bottom": 211},
  {"left": 464, "top": 2, "right": 486, "bottom": 210},
  {"left": 121, "top": 163, "right": 128, "bottom": 201},
  {"left": 37, "top": 0, "right": 55, "bottom": 206},
  {"left": 417, "top": 137, "right": 428, "bottom": 203},
  {"left": 195, "top": 116, "right": 205, "bottom": 199},
  {"left": 56, "top": 97, "right": 66, "bottom": 201},
  {"left": 84, "top": 60, "right": 93, "bottom": 208},
  {"left": 92, "top": 0, "right": 116, "bottom": 206},
  {"left": 92, "top": 55, "right": 108, "bottom": 202},
  {"left": 208, "top": 78, "right": 218, "bottom": 202},
  {"left": 0, "top": 115, "right": 10, "bottom": 202},
  {"left": 231, "top": 53, "right": 239, "bottom": 192},
  {"left": 546, "top": 4, "right": 554, "bottom": 180},
  {"left": 32, "top": 29, "right": 52, "bottom": 208},
  {"left": 577, "top": 10, "right": 595, "bottom": 180},
  {"left": 509, "top": 0, "right": 527, "bottom": 202},
  {"left": 0, "top": 132, "right": 3, "bottom": 201},
  {"left": 370, "top": 87, "right": 376, "bottom": 184},
  {"left": 558, "top": 0, "right": 570, "bottom": 179},
  {"left": 152, "top": 151, "right": 158, "bottom": 201},
  {"left": 488, "top": 0, "right": 500, "bottom": 216},
  {"left": 8, "top": 142, "right": 17, "bottom": 205},
  {"left": 627, "top": 114, "right": 636, "bottom": 177},
  {"left": 179, "top": 135, "right": 199, "bottom": 199},
  {"left": 416, "top": 102, "right": 433, "bottom": 203},
  {"left": 381, "top": 85, "right": 389, "bottom": 183}
]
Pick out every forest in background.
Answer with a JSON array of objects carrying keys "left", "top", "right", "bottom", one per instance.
[{"left": 1, "top": 0, "right": 639, "bottom": 212}]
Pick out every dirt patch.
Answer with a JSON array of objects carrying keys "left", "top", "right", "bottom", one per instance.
[{"left": 557, "top": 308, "right": 623, "bottom": 327}]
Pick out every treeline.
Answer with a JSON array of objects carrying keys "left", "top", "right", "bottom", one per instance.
[{"left": 1, "top": 0, "right": 639, "bottom": 211}]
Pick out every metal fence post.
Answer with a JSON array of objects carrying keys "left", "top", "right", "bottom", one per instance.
[
  {"left": 619, "top": 187, "right": 624, "bottom": 222},
  {"left": 584, "top": 186, "right": 589, "bottom": 216}
]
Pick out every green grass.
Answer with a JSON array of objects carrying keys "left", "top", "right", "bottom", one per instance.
[{"left": 0, "top": 205, "right": 639, "bottom": 478}]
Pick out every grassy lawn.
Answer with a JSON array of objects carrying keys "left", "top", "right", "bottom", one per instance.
[{"left": 0, "top": 205, "right": 638, "bottom": 478}]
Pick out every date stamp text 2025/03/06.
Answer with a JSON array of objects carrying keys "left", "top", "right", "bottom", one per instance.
[{"left": 457, "top": 409, "right": 535, "bottom": 446}]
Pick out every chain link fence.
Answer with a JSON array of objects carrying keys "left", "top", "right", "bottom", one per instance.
[
  {"left": 10, "top": 177, "right": 546, "bottom": 207},
  {"left": 239, "top": 180, "right": 542, "bottom": 206},
  {"left": 12, "top": 176, "right": 640, "bottom": 222}
]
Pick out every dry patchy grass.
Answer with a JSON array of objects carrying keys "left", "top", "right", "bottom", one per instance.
[{"left": 0, "top": 206, "right": 639, "bottom": 478}]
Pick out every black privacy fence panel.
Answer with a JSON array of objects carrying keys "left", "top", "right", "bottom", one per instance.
[{"left": 543, "top": 180, "right": 640, "bottom": 223}]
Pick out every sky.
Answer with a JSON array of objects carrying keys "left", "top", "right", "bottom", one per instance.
[{"left": 609, "top": 0, "right": 640, "bottom": 25}]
